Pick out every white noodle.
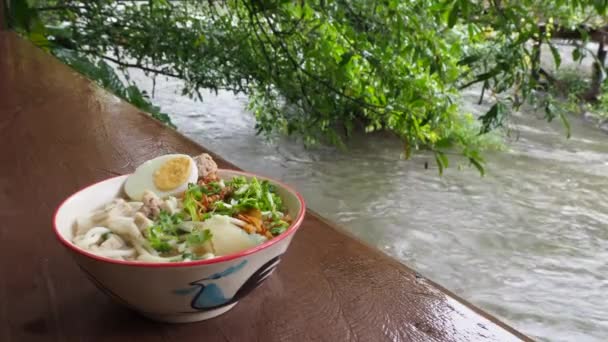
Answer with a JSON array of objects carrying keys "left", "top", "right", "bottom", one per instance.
[
  {"left": 96, "top": 249, "right": 136, "bottom": 258},
  {"left": 74, "top": 227, "right": 111, "bottom": 248}
]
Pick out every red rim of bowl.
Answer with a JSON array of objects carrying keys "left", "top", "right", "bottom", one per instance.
[{"left": 53, "top": 169, "right": 306, "bottom": 268}]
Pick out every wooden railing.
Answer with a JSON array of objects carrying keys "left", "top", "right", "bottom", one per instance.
[{"left": 0, "top": 31, "right": 531, "bottom": 342}]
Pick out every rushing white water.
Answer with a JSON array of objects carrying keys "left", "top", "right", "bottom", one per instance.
[{"left": 127, "top": 70, "right": 608, "bottom": 341}]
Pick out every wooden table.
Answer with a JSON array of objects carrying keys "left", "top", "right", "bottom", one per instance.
[{"left": 0, "top": 32, "right": 531, "bottom": 342}]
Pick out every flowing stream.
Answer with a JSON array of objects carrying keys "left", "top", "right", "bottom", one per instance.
[{"left": 127, "top": 68, "right": 608, "bottom": 341}]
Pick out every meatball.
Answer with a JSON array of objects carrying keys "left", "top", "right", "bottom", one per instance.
[
  {"left": 140, "top": 190, "right": 163, "bottom": 219},
  {"left": 193, "top": 153, "right": 218, "bottom": 179}
]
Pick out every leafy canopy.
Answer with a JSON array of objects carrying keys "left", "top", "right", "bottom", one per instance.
[{"left": 8, "top": 0, "right": 608, "bottom": 174}]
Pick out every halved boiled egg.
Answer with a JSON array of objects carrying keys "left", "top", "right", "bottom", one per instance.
[{"left": 124, "top": 154, "right": 198, "bottom": 200}]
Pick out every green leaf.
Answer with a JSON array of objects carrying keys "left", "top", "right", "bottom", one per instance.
[
  {"left": 447, "top": 1, "right": 459, "bottom": 28},
  {"left": 410, "top": 99, "right": 426, "bottom": 108},
  {"left": 403, "top": 140, "right": 411, "bottom": 160},
  {"left": 479, "top": 102, "right": 507, "bottom": 134},
  {"left": 469, "top": 157, "right": 485, "bottom": 176},
  {"left": 434, "top": 151, "right": 449, "bottom": 175},
  {"left": 558, "top": 110, "right": 571, "bottom": 138},
  {"left": 548, "top": 43, "right": 561, "bottom": 69},
  {"left": 439, "top": 151, "right": 449, "bottom": 168},
  {"left": 194, "top": 34, "right": 206, "bottom": 47},
  {"left": 458, "top": 54, "right": 482, "bottom": 66},
  {"left": 434, "top": 137, "right": 454, "bottom": 149},
  {"left": 544, "top": 101, "right": 556, "bottom": 122},
  {"left": 572, "top": 48, "right": 582, "bottom": 62},
  {"left": 339, "top": 52, "right": 354, "bottom": 66},
  {"left": 593, "top": 0, "right": 608, "bottom": 15}
]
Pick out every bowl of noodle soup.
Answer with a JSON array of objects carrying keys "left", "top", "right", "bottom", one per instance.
[{"left": 54, "top": 165, "right": 305, "bottom": 323}]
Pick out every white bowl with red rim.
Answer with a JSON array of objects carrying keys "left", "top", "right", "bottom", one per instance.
[{"left": 53, "top": 169, "right": 306, "bottom": 323}]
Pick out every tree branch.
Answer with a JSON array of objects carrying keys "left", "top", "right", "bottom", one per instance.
[
  {"left": 539, "top": 24, "right": 608, "bottom": 43},
  {"left": 34, "top": 6, "right": 86, "bottom": 12},
  {"left": 76, "top": 49, "right": 181, "bottom": 79},
  {"left": 538, "top": 68, "right": 557, "bottom": 84}
]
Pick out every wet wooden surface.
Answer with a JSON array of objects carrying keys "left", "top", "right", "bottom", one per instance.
[
  {"left": 0, "top": 2, "right": 5, "bottom": 29},
  {"left": 0, "top": 32, "right": 531, "bottom": 342}
]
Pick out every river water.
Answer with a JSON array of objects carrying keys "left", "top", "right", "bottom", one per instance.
[{"left": 128, "top": 70, "right": 608, "bottom": 341}]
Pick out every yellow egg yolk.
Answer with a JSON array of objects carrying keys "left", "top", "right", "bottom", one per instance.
[{"left": 153, "top": 157, "right": 192, "bottom": 191}]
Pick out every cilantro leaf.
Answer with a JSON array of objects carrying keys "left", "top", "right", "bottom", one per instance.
[
  {"left": 186, "top": 229, "right": 213, "bottom": 246},
  {"left": 270, "top": 226, "right": 287, "bottom": 236},
  {"left": 227, "top": 177, "right": 285, "bottom": 213},
  {"left": 147, "top": 226, "right": 174, "bottom": 252},
  {"left": 202, "top": 181, "right": 222, "bottom": 195},
  {"left": 269, "top": 220, "right": 289, "bottom": 236},
  {"left": 183, "top": 183, "right": 202, "bottom": 221},
  {"left": 212, "top": 201, "right": 235, "bottom": 215},
  {"left": 145, "top": 211, "right": 183, "bottom": 253}
]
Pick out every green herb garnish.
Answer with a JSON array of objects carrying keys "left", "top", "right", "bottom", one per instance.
[
  {"left": 146, "top": 211, "right": 183, "bottom": 252},
  {"left": 186, "top": 229, "right": 213, "bottom": 247},
  {"left": 227, "top": 177, "right": 284, "bottom": 213},
  {"left": 269, "top": 220, "right": 289, "bottom": 236},
  {"left": 203, "top": 181, "right": 222, "bottom": 195},
  {"left": 183, "top": 182, "right": 224, "bottom": 221},
  {"left": 147, "top": 226, "right": 173, "bottom": 252},
  {"left": 183, "top": 184, "right": 203, "bottom": 221}
]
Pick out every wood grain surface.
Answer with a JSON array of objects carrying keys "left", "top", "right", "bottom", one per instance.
[{"left": 0, "top": 32, "right": 531, "bottom": 342}]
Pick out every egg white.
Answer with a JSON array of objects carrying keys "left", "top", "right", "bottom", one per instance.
[{"left": 124, "top": 154, "right": 199, "bottom": 200}]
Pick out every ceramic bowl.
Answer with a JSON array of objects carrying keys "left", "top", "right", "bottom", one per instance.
[{"left": 54, "top": 170, "right": 305, "bottom": 323}]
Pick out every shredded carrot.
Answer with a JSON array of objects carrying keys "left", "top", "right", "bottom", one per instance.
[
  {"left": 243, "top": 224, "right": 256, "bottom": 234},
  {"left": 244, "top": 208, "right": 262, "bottom": 219},
  {"left": 236, "top": 213, "right": 247, "bottom": 221}
]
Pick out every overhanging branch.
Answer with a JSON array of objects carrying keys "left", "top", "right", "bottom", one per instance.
[
  {"left": 76, "top": 49, "right": 181, "bottom": 78},
  {"left": 539, "top": 24, "right": 608, "bottom": 43}
]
